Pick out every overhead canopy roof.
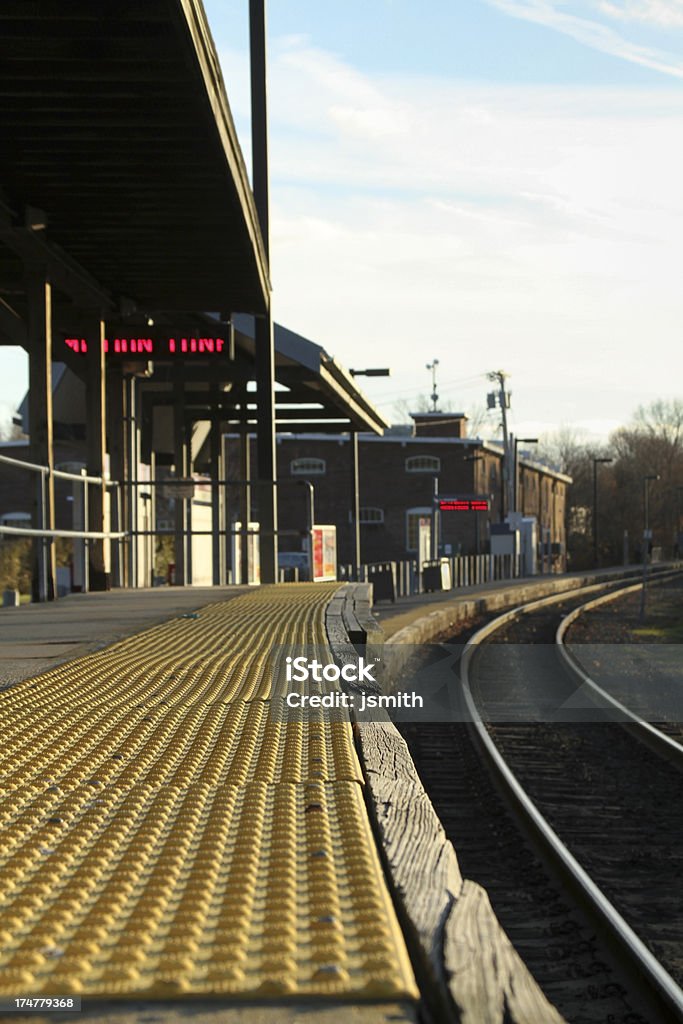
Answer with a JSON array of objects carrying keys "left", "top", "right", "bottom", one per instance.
[
  {"left": 230, "top": 315, "right": 389, "bottom": 435},
  {"left": 0, "top": 0, "right": 268, "bottom": 316},
  {"left": 17, "top": 315, "right": 389, "bottom": 455}
]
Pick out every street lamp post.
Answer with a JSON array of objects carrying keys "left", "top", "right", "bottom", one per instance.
[
  {"left": 592, "top": 457, "right": 613, "bottom": 568},
  {"left": 639, "top": 473, "right": 660, "bottom": 621},
  {"left": 513, "top": 438, "right": 538, "bottom": 514}
]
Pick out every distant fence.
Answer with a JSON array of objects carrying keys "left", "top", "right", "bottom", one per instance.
[{"left": 338, "top": 553, "right": 522, "bottom": 599}]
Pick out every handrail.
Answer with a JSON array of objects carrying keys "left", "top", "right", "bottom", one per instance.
[
  {"left": 0, "top": 452, "right": 118, "bottom": 487},
  {"left": 0, "top": 525, "right": 127, "bottom": 540}
]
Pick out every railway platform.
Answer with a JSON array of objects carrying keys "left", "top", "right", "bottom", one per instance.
[
  {"left": 3, "top": 568, "right": 676, "bottom": 1023},
  {"left": 0, "top": 584, "right": 420, "bottom": 1021}
]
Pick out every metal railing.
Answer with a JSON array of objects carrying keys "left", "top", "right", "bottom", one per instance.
[
  {"left": 0, "top": 453, "right": 125, "bottom": 597},
  {"left": 338, "top": 553, "right": 524, "bottom": 598}
]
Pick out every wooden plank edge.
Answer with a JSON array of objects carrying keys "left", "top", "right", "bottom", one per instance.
[{"left": 325, "top": 584, "right": 567, "bottom": 1024}]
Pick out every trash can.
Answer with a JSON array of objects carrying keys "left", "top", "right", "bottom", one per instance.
[
  {"left": 422, "top": 558, "right": 452, "bottom": 592},
  {"left": 365, "top": 561, "right": 397, "bottom": 602}
]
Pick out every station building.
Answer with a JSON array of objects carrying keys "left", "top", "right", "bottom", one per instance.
[{"left": 228, "top": 412, "right": 571, "bottom": 571}]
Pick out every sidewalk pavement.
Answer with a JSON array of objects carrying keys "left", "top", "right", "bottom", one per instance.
[
  {"left": 371, "top": 565, "right": 656, "bottom": 638},
  {"left": 0, "top": 585, "right": 245, "bottom": 688},
  {"left": 371, "top": 576, "right": 536, "bottom": 637}
]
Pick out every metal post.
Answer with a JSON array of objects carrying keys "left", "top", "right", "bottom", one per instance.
[
  {"left": 126, "top": 375, "right": 138, "bottom": 587},
  {"left": 172, "top": 367, "right": 186, "bottom": 586},
  {"left": 107, "top": 365, "right": 126, "bottom": 586},
  {"left": 431, "top": 476, "right": 440, "bottom": 559},
  {"left": 250, "top": 0, "right": 278, "bottom": 584},
  {"left": 639, "top": 474, "right": 658, "bottom": 621},
  {"left": 512, "top": 433, "right": 517, "bottom": 514},
  {"left": 85, "top": 314, "right": 109, "bottom": 589},
  {"left": 186, "top": 424, "right": 193, "bottom": 586},
  {"left": 593, "top": 459, "right": 598, "bottom": 568},
  {"left": 150, "top": 451, "right": 157, "bottom": 586},
  {"left": 239, "top": 430, "right": 251, "bottom": 585},
  {"left": 81, "top": 469, "right": 90, "bottom": 593},
  {"left": 26, "top": 269, "right": 56, "bottom": 601},
  {"left": 350, "top": 432, "right": 361, "bottom": 580},
  {"left": 210, "top": 411, "right": 223, "bottom": 586},
  {"left": 114, "top": 483, "right": 123, "bottom": 588},
  {"left": 299, "top": 480, "right": 315, "bottom": 580}
]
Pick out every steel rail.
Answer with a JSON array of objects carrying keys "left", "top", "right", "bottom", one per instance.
[
  {"left": 459, "top": 574, "right": 683, "bottom": 1024},
  {"left": 557, "top": 582, "right": 683, "bottom": 764}
]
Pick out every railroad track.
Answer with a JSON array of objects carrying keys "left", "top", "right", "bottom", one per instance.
[{"left": 399, "top": 572, "right": 683, "bottom": 1024}]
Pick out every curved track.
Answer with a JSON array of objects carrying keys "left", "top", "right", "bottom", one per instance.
[{"left": 401, "top": 572, "right": 683, "bottom": 1024}]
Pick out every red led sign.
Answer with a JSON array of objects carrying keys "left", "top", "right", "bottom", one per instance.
[
  {"left": 439, "top": 498, "right": 490, "bottom": 512},
  {"left": 64, "top": 337, "right": 228, "bottom": 356}
]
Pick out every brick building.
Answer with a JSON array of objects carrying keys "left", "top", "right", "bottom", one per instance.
[{"left": 227, "top": 412, "right": 570, "bottom": 570}]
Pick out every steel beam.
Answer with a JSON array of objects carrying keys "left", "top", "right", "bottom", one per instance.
[
  {"left": 239, "top": 431, "right": 251, "bottom": 585},
  {"left": 350, "top": 432, "right": 361, "bottom": 579},
  {"left": 85, "top": 315, "right": 109, "bottom": 590},
  {"left": 250, "top": 0, "right": 277, "bottom": 584},
  {"left": 210, "top": 387, "right": 224, "bottom": 586},
  {"left": 106, "top": 365, "right": 127, "bottom": 587},
  {"left": 172, "top": 367, "right": 188, "bottom": 585},
  {"left": 26, "top": 268, "right": 56, "bottom": 601}
]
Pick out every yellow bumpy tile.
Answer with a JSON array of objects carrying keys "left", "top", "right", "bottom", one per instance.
[{"left": 0, "top": 585, "right": 418, "bottom": 1002}]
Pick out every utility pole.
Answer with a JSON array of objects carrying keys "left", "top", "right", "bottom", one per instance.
[{"left": 487, "top": 370, "right": 512, "bottom": 519}]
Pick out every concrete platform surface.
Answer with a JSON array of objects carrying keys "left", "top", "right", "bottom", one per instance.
[
  {"left": 372, "top": 565, "right": 658, "bottom": 638},
  {"left": 0, "top": 587, "right": 246, "bottom": 688}
]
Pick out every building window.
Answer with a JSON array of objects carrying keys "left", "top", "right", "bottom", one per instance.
[
  {"left": 0, "top": 512, "right": 30, "bottom": 535},
  {"left": 406, "top": 507, "right": 432, "bottom": 551},
  {"left": 290, "top": 457, "right": 326, "bottom": 476},
  {"left": 405, "top": 455, "right": 440, "bottom": 473},
  {"left": 359, "top": 507, "right": 384, "bottom": 524}
]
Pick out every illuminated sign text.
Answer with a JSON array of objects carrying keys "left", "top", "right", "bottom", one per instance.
[
  {"left": 64, "top": 337, "right": 228, "bottom": 356},
  {"left": 439, "top": 498, "right": 490, "bottom": 512}
]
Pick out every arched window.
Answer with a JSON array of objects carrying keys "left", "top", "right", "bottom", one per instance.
[
  {"left": 405, "top": 455, "right": 440, "bottom": 473},
  {"left": 290, "top": 457, "right": 326, "bottom": 476}
]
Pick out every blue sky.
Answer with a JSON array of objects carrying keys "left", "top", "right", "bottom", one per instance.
[
  {"left": 206, "top": 0, "right": 683, "bottom": 85},
  {"left": 2, "top": 0, "right": 683, "bottom": 441}
]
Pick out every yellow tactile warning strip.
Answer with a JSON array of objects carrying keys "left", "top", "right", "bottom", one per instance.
[{"left": 0, "top": 585, "right": 418, "bottom": 1001}]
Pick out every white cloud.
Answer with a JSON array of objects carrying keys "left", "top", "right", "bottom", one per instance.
[
  {"left": 485, "top": 0, "right": 683, "bottom": 78},
  {"left": 217, "top": 40, "right": 683, "bottom": 432},
  {"left": 598, "top": 0, "right": 683, "bottom": 27}
]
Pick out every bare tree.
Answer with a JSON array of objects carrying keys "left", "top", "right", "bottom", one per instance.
[{"left": 0, "top": 417, "right": 25, "bottom": 442}]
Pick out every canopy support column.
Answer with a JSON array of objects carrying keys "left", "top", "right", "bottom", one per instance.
[
  {"left": 250, "top": 0, "right": 277, "bottom": 584},
  {"left": 172, "top": 367, "right": 188, "bottom": 585},
  {"left": 85, "top": 314, "right": 109, "bottom": 590},
  {"left": 26, "top": 268, "right": 56, "bottom": 601},
  {"left": 106, "top": 365, "right": 126, "bottom": 587},
  {"left": 350, "top": 431, "right": 361, "bottom": 580}
]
